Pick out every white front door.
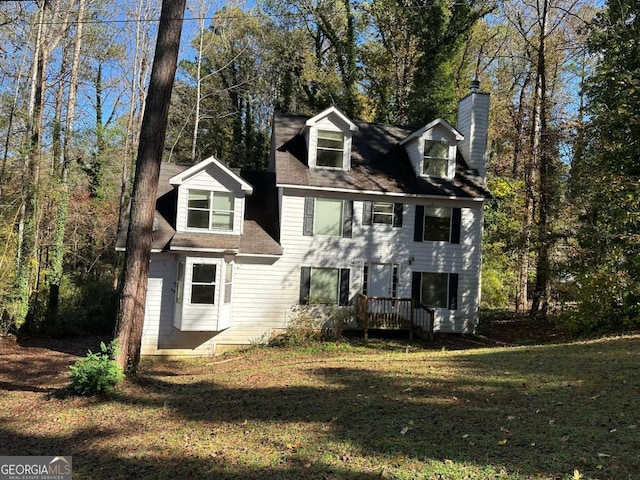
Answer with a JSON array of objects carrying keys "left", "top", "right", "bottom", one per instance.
[{"left": 369, "top": 263, "right": 393, "bottom": 297}]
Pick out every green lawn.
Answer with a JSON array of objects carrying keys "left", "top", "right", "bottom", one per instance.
[{"left": 1, "top": 335, "right": 639, "bottom": 479}]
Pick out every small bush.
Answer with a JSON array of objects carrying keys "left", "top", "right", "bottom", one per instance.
[{"left": 69, "top": 340, "right": 124, "bottom": 396}]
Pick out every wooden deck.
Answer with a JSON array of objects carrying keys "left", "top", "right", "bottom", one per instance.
[{"left": 355, "top": 294, "right": 435, "bottom": 341}]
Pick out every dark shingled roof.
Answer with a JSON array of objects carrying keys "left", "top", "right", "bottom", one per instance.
[
  {"left": 116, "top": 163, "right": 282, "bottom": 256},
  {"left": 272, "top": 113, "right": 491, "bottom": 199}
]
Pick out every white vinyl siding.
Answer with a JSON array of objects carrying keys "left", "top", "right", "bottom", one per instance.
[
  {"left": 175, "top": 167, "right": 245, "bottom": 234},
  {"left": 403, "top": 123, "right": 458, "bottom": 180},
  {"left": 140, "top": 193, "right": 485, "bottom": 355}
]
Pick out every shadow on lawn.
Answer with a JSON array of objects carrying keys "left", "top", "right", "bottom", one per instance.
[
  {"left": 1, "top": 337, "right": 638, "bottom": 479},
  {"left": 112, "top": 338, "right": 638, "bottom": 479}
]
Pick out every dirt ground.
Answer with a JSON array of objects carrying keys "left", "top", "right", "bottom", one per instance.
[{"left": 0, "top": 313, "right": 567, "bottom": 390}]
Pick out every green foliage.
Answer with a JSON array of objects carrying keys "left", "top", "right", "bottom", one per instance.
[
  {"left": 569, "top": 0, "right": 640, "bottom": 332},
  {"left": 69, "top": 340, "right": 124, "bottom": 396},
  {"left": 273, "top": 302, "right": 354, "bottom": 347},
  {"left": 481, "top": 177, "right": 524, "bottom": 308}
]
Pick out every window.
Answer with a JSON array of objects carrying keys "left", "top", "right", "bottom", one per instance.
[
  {"left": 176, "top": 262, "right": 184, "bottom": 304},
  {"left": 310, "top": 268, "right": 340, "bottom": 304},
  {"left": 300, "top": 267, "right": 350, "bottom": 305},
  {"left": 190, "top": 263, "right": 216, "bottom": 304},
  {"left": 414, "top": 206, "right": 461, "bottom": 243},
  {"left": 424, "top": 207, "right": 451, "bottom": 242},
  {"left": 224, "top": 264, "right": 233, "bottom": 304},
  {"left": 411, "top": 272, "right": 458, "bottom": 310},
  {"left": 420, "top": 272, "right": 449, "bottom": 308},
  {"left": 373, "top": 202, "right": 394, "bottom": 224},
  {"left": 316, "top": 130, "right": 344, "bottom": 168},
  {"left": 362, "top": 202, "right": 403, "bottom": 227},
  {"left": 187, "top": 189, "right": 234, "bottom": 231},
  {"left": 304, "top": 198, "right": 353, "bottom": 238},
  {"left": 423, "top": 139, "right": 450, "bottom": 177},
  {"left": 315, "top": 198, "right": 343, "bottom": 236}
]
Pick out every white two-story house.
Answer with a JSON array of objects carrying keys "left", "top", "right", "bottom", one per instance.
[{"left": 117, "top": 83, "right": 491, "bottom": 355}]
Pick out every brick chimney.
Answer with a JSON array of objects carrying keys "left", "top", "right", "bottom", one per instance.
[{"left": 457, "top": 79, "right": 490, "bottom": 181}]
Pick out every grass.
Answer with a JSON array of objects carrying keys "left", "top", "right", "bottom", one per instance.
[{"left": 1, "top": 335, "right": 639, "bottom": 479}]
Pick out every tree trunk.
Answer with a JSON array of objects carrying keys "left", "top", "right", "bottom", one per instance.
[
  {"left": 48, "top": 0, "right": 86, "bottom": 321},
  {"left": 115, "top": 0, "right": 186, "bottom": 371},
  {"left": 13, "top": 0, "right": 48, "bottom": 326},
  {"left": 531, "top": 0, "right": 551, "bottom": 316}
]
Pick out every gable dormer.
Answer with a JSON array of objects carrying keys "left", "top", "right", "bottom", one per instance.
[
  {"left": 400, "top": 119, "right": 464, "bottom": 180},
  {"left": 301, "top": 107, "right": 359, "bottom": 171},
  {"left": 169, "top": 156, "right": 253, "bottom": 235}
]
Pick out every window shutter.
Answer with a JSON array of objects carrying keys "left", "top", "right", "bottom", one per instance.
[
  {"left": 362, "top": 201, "right": 373, "bottom": 225},
  {"left": 303, "top": 198, "right": 315, "bottom": 236},
  {"left": 342, "top": 200, "right": 353, "bottom": 238},
  {"left": 299, "top": 267, "right": 311, "bottom": 304},
  {"left": 450, "top": 208, "right": 462, "bottom": 244},
  {"left": 448, "top": 273, "right": 459, "bottom": 310},
  {"left": 411, "top": 271, "right": 422, "bottom": 302},
  {"left": 339, "top": 269, "right": 350, "bottom": 306},
  {"left": 393, "top": 203, "right": 403, "bottom": 228},
  {"left": 414, "top": 205, "right": 424, "bottom": 242}
]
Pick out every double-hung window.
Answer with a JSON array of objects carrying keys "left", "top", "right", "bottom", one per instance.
[
  {"left": 411, "top": 271, "right": 458, "bottom": 310},
  {"left": 190, "top": 263, "right": 216, "bottom": 304},
  {"left": 414, "top": 205, "right": 461, "bottom": 243},
  {"left": 424, "top": 207, "right": 451, "bottom": 242},
  {"left": 315, "top": 198, "right": 343, "bottom": 236},
  {"left": 300, "top": 267, "right": 350, "bottom": 305},
  {"left": 303, "top": 197, "right": 353, "bottom": 238},
  {"left": 187, "top": 189, "right": 234, "bottom": 231},
  {"left": 316, "top": 130, "right": 344, "bottom": 168},
  {"left": 362, "top": 201, "right": 403, "bottom": 227},
  {"left": 423, "top": 139, "right": 450, "bottom": 177}
]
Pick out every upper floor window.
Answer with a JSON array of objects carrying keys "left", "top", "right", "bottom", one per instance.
[
  {"left": 303, "top": 197, "right": 353, "bottom": 238},
  {"left": 414, "top": 205, "right": 461, "bottom": 243},
  {"left": 423, "top": 139, "right": 451, "bottom": 177},
  {"left": 424, "top": 206, "right": 451, "bottom": 242},
  {"left": 362, "top": 201, "right": 404, "bottom": 228},
  {"left": 316, "top": 130, "right": 344, "bottom": 168},
  {"left": 187, "top": 189, "right": 234, "bottom": 231}
]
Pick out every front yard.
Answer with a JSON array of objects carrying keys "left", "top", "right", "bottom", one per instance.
[{"left": 0, "top": 331, "right": 639, "bottom": 479}]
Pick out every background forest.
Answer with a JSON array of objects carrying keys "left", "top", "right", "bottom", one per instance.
[{"left": 0, "top": 0, "right": 637, "bottom": 336}]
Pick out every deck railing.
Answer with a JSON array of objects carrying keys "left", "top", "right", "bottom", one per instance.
[{"left": 355, "top": 293, "right": 435, "bottom": 341}]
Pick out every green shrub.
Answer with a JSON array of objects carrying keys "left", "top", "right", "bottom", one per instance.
[{"left": 69, "top": 340, "right": 124, "bottom": 396}]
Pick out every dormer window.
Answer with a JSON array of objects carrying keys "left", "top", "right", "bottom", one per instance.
[
  {"left": 187, "top": 189, "right": 235, "bottom": 231},
  {"left": 316, "top": 130, "right": 345, "bottom": 168},
  {"left": 423, "top": 139, "right": 451, "bottom": 177}
]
